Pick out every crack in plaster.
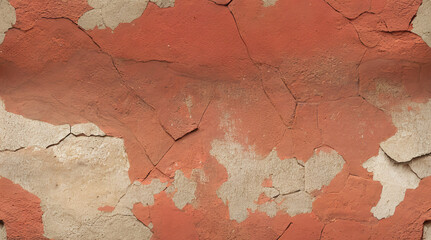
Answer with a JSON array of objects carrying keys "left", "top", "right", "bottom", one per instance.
[
  {"left": 0, "top": 99, "right": 203, "bottom": 239},
  {"left": 78, "top": 0, "right": 175, "bottom": 30},
  {"left": 210, "top": 116, "right": 345, "bottom": 222}
]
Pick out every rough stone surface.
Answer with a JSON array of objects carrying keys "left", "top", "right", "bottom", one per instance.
[
  {"left": 413, "top": 0, "right": 431, "bottom": 47},
  {"left": 363, "top": 149, "right": 420, "bottom": 219},
  {"left": 0, "top": 0, "right": 15, "bottom": 44},
  {"left": 380, "top": 100, "right": 431, "bottom": 163}
]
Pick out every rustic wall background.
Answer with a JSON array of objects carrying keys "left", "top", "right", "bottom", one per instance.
[{"left": 0, "top": 0, "right": 431, "bottom": 239}]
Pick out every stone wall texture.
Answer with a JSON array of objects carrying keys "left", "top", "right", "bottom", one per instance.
[{"left": 0, "top": 0, "right": 431, "bottom": 239}]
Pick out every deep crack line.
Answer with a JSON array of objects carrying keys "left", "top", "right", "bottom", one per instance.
[
  {"left": 275, "top": 222, "right": 292, "bottom": 240},
  {"left": 227, "top": 7, "right": 257, "bottom": 67}
]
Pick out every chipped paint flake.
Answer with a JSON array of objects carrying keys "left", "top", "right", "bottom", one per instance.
[
  {"left": 0, "top": 0, "right": 15, "bottom": 44},
  {"left": 363, "top": 149, "right": 420, "bottom": 219},
  {"left": 409, "top": 154, "right": 431, "bottom": 179},
  {"left": 71, "top": 122, "right": 106, "bottom": 136},
  {"left": 78, "top": 0, "right": 175, "bottom": 30}
]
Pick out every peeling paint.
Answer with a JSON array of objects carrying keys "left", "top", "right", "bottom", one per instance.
[
  {"left": 0, "top": 100, "right": 70, "bottom": 151},
  {"left": 412, "top": 0, "right": 431, "bottom": 47},
  {"left": 71, "top": 122, "right": 106, "bottom": 136},
  {"left": 78, "top": 0, "right": 175, "bottom": 30},
  {"left": 363, "top": 149, "right": 420, "bottom": 219},
  {"left": 409, "top": 154, "right": 431, "bottom": 179},
  {"left": 0, "top": 0, "right": 15, "bottom": 44},
  {"left": 305, "top": 148, "right": 345, "bottom": 192},
  {"left": 210, "top": 117, "right": 344, "bottom": 222},
  {"left": 0, "top": 99, "right": 161, "bottom": 239},
  {"left": 380, "top": 100, "right": 431, "bottom": 163},
  {"left": 114, "top": 179, "right": 167, "bottom": 215},
  {"left": 167, "top": 170, "right": 198, "bottom": 209}
]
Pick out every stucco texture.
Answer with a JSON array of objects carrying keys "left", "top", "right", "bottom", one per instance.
[{"left": 0, "top": 0, "right": 431, "bottom": 239}]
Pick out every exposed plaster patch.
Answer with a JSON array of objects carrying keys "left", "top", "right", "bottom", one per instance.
[
  {"left": 305, "top": 149, "right": 345, "bottom": 192},
  {"left": 166, "top": 170, "right": 198, "bottom": 209},
  {"left": 277, "top": 191, "right": 314, "bottom": 216},
  {"left": 0, "top": 137, "right": 155, "bottom": 239},
  {"left": 210, "top": 117, "right": 344, "bottom": 222},
  {"left": 412, "top": 0, "right": 431, "bottom": 47},
  {"left": 78, "top": 0, "right": 175, "bottom": 30},
  {"left": 0, "top": 0, "right": 15, "bottom": 45},
  {"left": 114, "top": 179, "right": 167, "bottom": 215},
  {"left": 0, "top": 221, "right": 6, "bottom": 240},
  {"left": 0, "top": 99, "right": 171, "bottom": 239},
  {"left": 0, "top": 100, "right": 70, "bottom": 151},
  {"left": 380, "top": 100, "right": 431, "bottom": 163},
  {"left": 424, "top": 221, "right": 431, "bottom": 240},
  {"left": 363, "top": 149, "right": 420, "bottom": 219},
  {"left": 71, "top": 122, "right": 106, "bottom": 136},
  {"left": 262, "top": 0, "right": 278, "bottom": 7}
]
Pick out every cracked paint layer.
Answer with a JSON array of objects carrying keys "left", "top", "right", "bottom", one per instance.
[
  {"left": 0, "top": 99, "right": 172, "bottom": 239},
  {"left": 0, "top": 0, "right": 15, "bottom": 44},
  {"left": 78, "top": 0, "right": 175, "bottom": 30},
  {"left": 0, "top": 0, "right": 431, "bottom": 238},
  {"left": 363, "top": 149, "right": 420, "bottom": 219},
  {"left": 210, "top": 118, "right": 344, "bottom": 222},
  {"left": 413, "top": 0, "right": 431, "bottom": 47}
]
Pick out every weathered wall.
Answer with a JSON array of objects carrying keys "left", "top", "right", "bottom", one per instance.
[{"left": 0, "top": 0, "right": 430, "bottom": 239}]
